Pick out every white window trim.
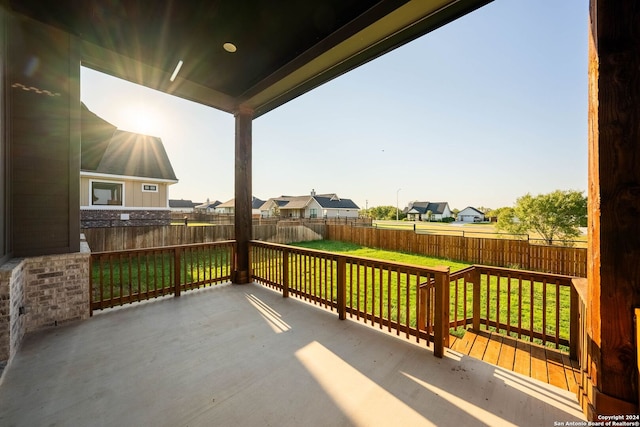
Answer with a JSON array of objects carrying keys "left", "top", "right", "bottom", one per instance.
[
  {"left": 142, "top": 183, "right": 159, "bottom": 192},
  {"left": 90, "top": 179, "right": 125, "bottom": 207}
]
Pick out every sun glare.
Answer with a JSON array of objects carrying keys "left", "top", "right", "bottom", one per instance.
[{"left": 119, "top": 104, "right": 163, "bottom": 136}]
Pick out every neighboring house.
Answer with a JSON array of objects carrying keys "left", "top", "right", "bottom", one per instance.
[
  {"left": 406, "top": 201, "right": 452, "bottom": 221},
  {"left": 260, "top": 190, "right": 359, "bottom": 219},
  {"left": 195, "top": 199, "right": 222, "bottom": 213},
  {"left": 169, "top": 199, "right": 198, "bottom": 213},
  {"left": 457, "top": 206, "right": 486, "bottom": 223},
  {"left": 215, "top": 197, "right": 265, "bottom": 218},
  {"left": 80, "top": 104, "right": 178, "bottom": 227}
]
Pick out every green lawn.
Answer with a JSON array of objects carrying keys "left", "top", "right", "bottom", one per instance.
[
  {"left": 289, "top": 240, "right": 570, "bottom": 350},
  {"left": 290, "top": 240, "right": 471, "bottom": 272}
]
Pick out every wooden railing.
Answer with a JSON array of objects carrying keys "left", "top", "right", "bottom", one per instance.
[
  {"left": 250, "top": 241, "right": 451, "bottom": 357},
  {"left": 90, "top": 241, "right": 235, "bottom": 312},
  {"left": 89, "top": 240, "right": 583, "bottom": 362},
  {"left": 449, "top": 265, "right": 578, "bottom": 355}
]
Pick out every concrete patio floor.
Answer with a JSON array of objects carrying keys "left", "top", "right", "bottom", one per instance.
[{"left": 0, "top": 283, "right": 585, "bottom": 427}]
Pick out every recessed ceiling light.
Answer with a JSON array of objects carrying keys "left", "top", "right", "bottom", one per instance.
[
  {"left": 170, "top": 60, "right": 183, "bottom": 82},
  {"left": 223, "top": 43, "right": 237, "bottom": 53}
]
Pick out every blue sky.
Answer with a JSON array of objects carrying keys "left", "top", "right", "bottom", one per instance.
[{"left": 81, "top": 0, "right": 588, "bottom": 212}]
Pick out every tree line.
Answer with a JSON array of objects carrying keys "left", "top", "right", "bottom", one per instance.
[{"left": 362, "top": 190, "right": 587, "bottom": 245}]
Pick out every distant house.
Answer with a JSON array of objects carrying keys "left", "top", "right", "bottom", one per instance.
[
  {"left": 80, "top": 104, "right": 178, "bottom": 227},
  {"left": 457, "top": 206, "right": 486, "bottom": 223},
  {"left": 260, "top": 190, "right": 359, "bottom": 219},
  {"left": 406, "top": 201, "right": 452, "bottom": 221},
  {"left": 195, "top": 199, "right": 222, "bottom": 213},
  {"left": 215, "top": 197, "right": 265, "bottom": 218},
  {"left": 169, "top": 199, "right": 198, "bottom": 213}
]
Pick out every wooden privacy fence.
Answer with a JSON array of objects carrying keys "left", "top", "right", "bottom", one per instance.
[
  {"left": 326, "top": 224, "right": 587, "bottom": 277},
  {"left": 90, "top": 241, "right": 235, "bottom": 312},
  {"left": 249, "top": 240, "right": 451, "bottom": 357},
  {"left": 82, "top": 223, "right": 326, "bottom": 252}
]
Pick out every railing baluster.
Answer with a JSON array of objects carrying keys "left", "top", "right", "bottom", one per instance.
[
  {"left": 282, "top": 247, "right": 289, "bottom": 298},
  {"left": 555, "top": 279, "right": 561, "bottom": 349},
  {"left": 405, "top": 271, "right": 410, "bottom": 339},
  {"left": 174, "top": 247, "right": 181, "bottom": 297},
  {"left": 518, "top": 275, "right": 523, "bottom": 339},
  {"left": 472, "top": 268, "right": 480, "bottom": 331},
  {"left": 542, "top": 278, "right": 547, "bottom": 346},
  {"left": 337, "top": 256, "right": 346, "bottom": 320},
  {"left": 387, "top": 268, "right": 391, "bottom": 332}
]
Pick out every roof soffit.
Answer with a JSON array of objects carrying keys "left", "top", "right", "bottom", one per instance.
[{"left": 9, "top": 0, "right": 492, "bottom": 117}]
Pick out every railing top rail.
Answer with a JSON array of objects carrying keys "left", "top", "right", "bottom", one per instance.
[
  {"left": 91, "top": 240, "right": 236, "bottom": 257},
  {"left": 471, "top": 264, "right": 576, "bottom": 283},
  {"left": 249, "top": 240, "right": 450, "bottom": 275},
  {"left": 449, "top": 266, "right": 477, "bottom": 281},
  {"left": 572, "top": 277, "right": 587, "bottom": 302}
]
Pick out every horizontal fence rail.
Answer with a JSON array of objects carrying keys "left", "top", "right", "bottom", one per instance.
[
  {"left": 250, "top": 241, "right": 451, "bottom": 357},
  {"left": 449, "top": 265, "right": 578, "bottom": 354},
  {"left": 90, "top": 241, "right": 235, "bottom": 312}
]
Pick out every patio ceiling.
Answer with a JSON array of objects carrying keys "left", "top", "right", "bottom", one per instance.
[{"left": 9, "top": 0, "right": 492, "bottom": 117}]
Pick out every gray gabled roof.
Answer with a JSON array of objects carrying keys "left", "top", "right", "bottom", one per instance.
[
  {"left": 459, "top": 206, "right": 485, "bottom": 215},
  {"left": 81, "top": 103, "right": 178, "bottom": 181},
  {"left": 195, "top": 200, "right": 222, "bottom": 209},
  {"left": 313, "top": 195, "right": 359, "bottom": 210},
  {"left": 264, "top": 193, "right": 359, "bottom": 211},
  {"left": 218, "top": 197, "right": 264, "bottom": 209},
  {"left": 408, "top": 201, "right": 449, "bottom": 215},
  {"left": 169, "top": 199, "right": 196, "bottom": 208}
]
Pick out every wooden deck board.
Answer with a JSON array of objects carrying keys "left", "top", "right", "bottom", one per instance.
[
  {"left": 483, "top": 333, "right": 502, "bottom": 365},
  {"left": 514, "top": 340, "right": 531, "bottom": 377},
  {"left": 451, "top": 329, "right": 578, "bottom": 392},
  {"left": 546, "top": 349, "right": 568, "bottom": 390},
  {"left": 562, "top": 354, "right": 579, "bottom": 394},
  {"left": 496, "top": 336, "right": 516, "bottom": 371},
  {"left": 469, "top": 332, "right": 489, "bottom": 360},
  {"left": 450, "top": 330, "right": 476, "bottom": 355}
]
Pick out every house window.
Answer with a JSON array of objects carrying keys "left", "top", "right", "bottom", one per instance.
[
  {"left": 310, "top": 208, "right": 317, "bottom": 218},
  {"left": 142, "top": 183, "right": 158, "bottom": 192},
  {"left": 91, "top": 181, "right": 123, "bottom": 206}
]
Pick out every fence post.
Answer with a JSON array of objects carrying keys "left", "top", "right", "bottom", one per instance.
[
  {"left": 337, "top": 256, "right": 346, "bottom": 320},
  {"left": 282, "top": 247, "right": 289, "bottom": 298},
  {"left": 433, "top": 269, "right": 450, "bottom": 358},
  {"left": 472, "top": 267, "right": 480, "bottom": 331},
  {"left": 174, "top": 247, "right": 181, "bottom": 297}
]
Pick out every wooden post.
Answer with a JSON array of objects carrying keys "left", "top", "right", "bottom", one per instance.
[
  {"left": 233, "top": 106, "right": 253, "bottom": 284},
  {"left": 636, "top": 308, "right": 640, "bottom": 411},
  {"left": 433, "top": 269, "right": 450, "bottom": 358},
  {"left": 337, "top": 257, "right": 346, "bottom": 320},
  {"left": 569, "top": 279, "right": 582, "bottom": 360},
  {"left": 582, "top": 0, "right": 640, "bottom": 417},
  {"left": 282, "top": 248, "right": 289, "bottom": 298}
]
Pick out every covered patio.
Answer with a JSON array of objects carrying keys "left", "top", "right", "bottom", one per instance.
[
  {"left": 0, "top": 0, "right": 637, "bottom": 422},
  {"left": 0, "top": 283, "right": 583, "bottom": 426}
]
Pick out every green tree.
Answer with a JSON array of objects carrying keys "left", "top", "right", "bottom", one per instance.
[
  {"left": 496, "top": 190, "right": 587, "bottom": 245},
  {"left": 369, "top": 205, "right": 400, "bottom": 220}
]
